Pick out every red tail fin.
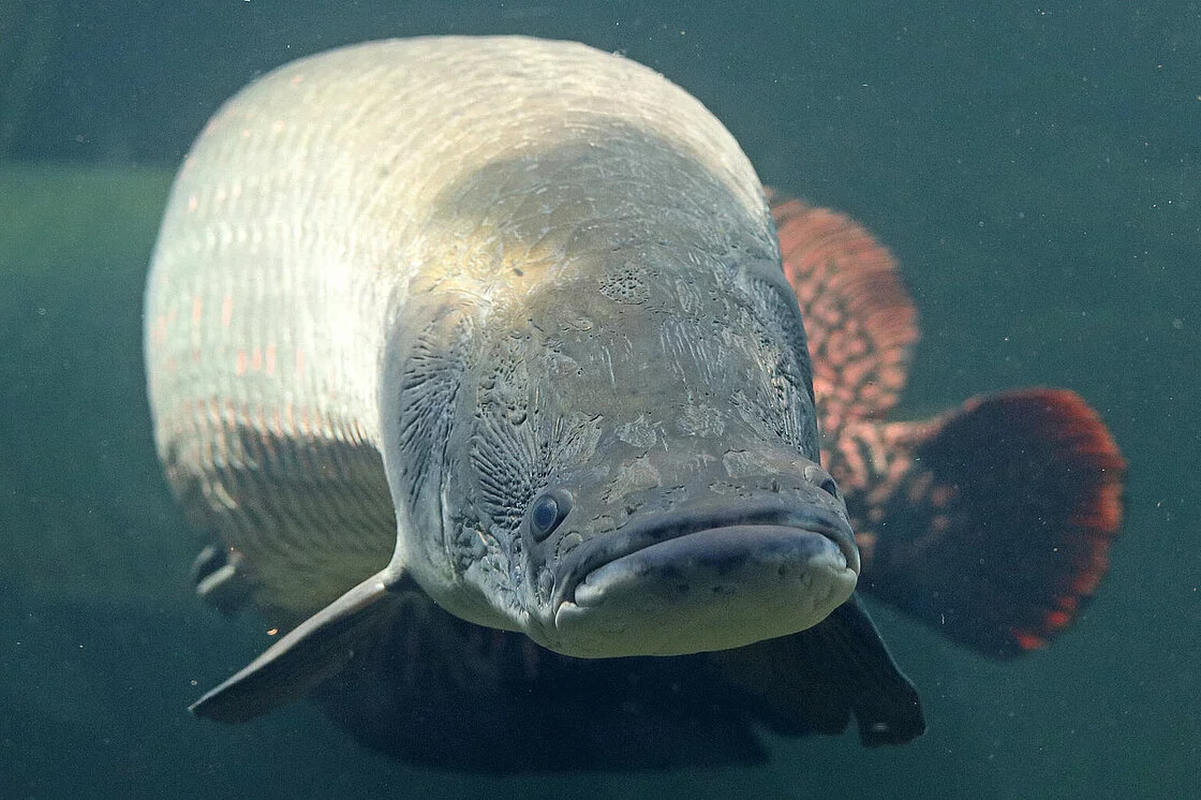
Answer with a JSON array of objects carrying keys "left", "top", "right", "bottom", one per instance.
[{"left": 830, "top": 389, "right": 1125, "bottom": 658}]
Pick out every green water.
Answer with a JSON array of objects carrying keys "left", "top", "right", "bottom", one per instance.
[{"left": 1, "top": 2, "right": 1196, "bottom": 797}]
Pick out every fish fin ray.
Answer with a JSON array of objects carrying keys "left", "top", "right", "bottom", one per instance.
[
  {"left": 190, "top": 567, "right": 404, "bottom": 722},
  {"left": 765, "top": 189, "right": 919, "bottom": 433},
  {"left": 843, "top": 388, "right": 1126, "bottom": 657}
]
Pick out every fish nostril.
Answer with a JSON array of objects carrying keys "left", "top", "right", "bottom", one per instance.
[{"left": 805, "top": 464, "right": 839, "bottom": 499}]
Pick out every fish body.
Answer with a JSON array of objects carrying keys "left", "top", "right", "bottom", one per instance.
[
  {"left": 146, "top": 35, "right": 916, "bottom": 740},
  {"left": 145, "top": 36, "right": 1124, "bottom": 769}
]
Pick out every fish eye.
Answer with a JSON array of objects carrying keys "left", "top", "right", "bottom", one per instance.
[
  {"left": 529, "top": 489, "right": 572, "bottom": 542},
  {"left": 819, "top": 477, "right": 839, "bottom": 498}
]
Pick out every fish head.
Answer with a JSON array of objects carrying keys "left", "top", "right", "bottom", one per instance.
[
  {"left": 393, "top": 240, "right": 859, "bottom": 658},
  {"left": 522, "top": 440, "right": 859, "bottom": 659}
]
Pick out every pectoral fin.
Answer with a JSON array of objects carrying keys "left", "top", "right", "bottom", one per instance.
[
  {"left": 805, "top": 594, "right": 926, "bottom": 745},
  {"left": 711, "top": 593, "right": 925, "bottom": 746},
  {"left": 190, "top": 566, "right": 404, "bottom": 723}
]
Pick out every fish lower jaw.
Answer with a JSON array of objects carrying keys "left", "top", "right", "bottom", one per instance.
[{"left": 544, "top": 526, "right": 857, "bottom": 658}]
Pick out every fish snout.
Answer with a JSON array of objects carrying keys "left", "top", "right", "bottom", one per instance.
[{"left": 521, "top": 452, "right": 861, "bottom": 658}]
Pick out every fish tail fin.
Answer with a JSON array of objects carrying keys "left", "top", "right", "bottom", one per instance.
[{"left": 831, "top": 388, "right": 1125, "bottom": 658}]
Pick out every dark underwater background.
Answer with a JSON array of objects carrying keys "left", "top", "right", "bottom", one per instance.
[{"left": 1, "top": 1, "right": 1197, "bottom": 797}]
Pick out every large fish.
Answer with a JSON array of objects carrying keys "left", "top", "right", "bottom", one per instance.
[{"left": 144, "top": 36, "right": 1124, "bottom": 770}]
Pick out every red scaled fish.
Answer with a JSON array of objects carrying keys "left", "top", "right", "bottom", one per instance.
[{"left": 311, "top": 194, "right": 1125, "bottom": 771}]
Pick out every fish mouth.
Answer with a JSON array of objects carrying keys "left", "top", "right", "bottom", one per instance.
[{"left": 547, "top": 500, "right": 859, "bottom": 657}]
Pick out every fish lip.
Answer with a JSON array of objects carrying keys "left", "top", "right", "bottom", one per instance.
[{"left": 550, "top": 499, "right": 858, "bottom": 619}]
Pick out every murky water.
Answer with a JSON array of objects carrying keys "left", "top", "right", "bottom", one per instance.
[{"left": 2, "top": 2, "right": 1196, "bottom": 797}]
